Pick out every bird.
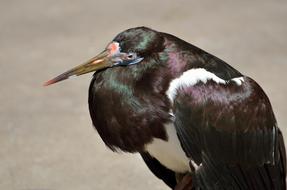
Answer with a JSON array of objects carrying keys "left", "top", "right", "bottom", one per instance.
[{"left": 44, "top": 27, "right": 286, "bottom": 189}]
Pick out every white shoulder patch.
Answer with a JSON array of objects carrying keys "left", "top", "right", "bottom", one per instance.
[
  {"left": 231, "top": 77, "right": 245, "bottom": 85},
  {"left": 166, "top": 68, "right": 226, "bottom": 102},
  {"left": 166, "top": 68, "right": 244, "bottom": 102}
]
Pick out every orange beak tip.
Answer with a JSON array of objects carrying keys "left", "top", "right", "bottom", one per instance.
[{"left": 43, "top": 79, "right": 56, "bottom": 87}]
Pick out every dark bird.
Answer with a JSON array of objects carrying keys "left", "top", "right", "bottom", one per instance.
[{"left": 44, "top": 27, "right": 286, "bottom": 190}]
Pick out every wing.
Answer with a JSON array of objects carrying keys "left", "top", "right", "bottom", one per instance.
[
  {"left": 173, "top": 76, "right": 286, "bottom": 189},
  {"left": 140, "top": 152, "right": 177, "bottom": 189}
]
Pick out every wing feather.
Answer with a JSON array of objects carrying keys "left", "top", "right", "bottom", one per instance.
[{"left": 173, "top": 77, "right": 286, "bottom": 189}]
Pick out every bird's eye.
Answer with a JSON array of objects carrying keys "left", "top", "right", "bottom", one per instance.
[
  {"left": 114, "top": 52, "right": 143, "bottom": 66},
  {"left": 127, "top": 53, "right": 136, "bottom": 60}
]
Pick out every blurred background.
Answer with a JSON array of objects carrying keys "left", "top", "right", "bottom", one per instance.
[{"left": 0, "top": 0, "right": 286, "bottom": 189}]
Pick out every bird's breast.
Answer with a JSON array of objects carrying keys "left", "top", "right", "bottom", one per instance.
[
  {"left": 145, "top": 123, "right": 191, "bottom": 173},
  {"left": 89, "top": 69, "right": 171, "bottom": 152}
]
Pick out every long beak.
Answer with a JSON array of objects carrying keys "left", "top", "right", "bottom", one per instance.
[{"left": 44, "top": 50, "right": 112, "bottom": 86}]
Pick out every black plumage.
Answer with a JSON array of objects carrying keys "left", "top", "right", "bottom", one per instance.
[
  {"left": 46, "top": 27, "right": 286, "bottom": 189},
  {"left": 174, "top": 77, "right": 286, "bottom": 189}
]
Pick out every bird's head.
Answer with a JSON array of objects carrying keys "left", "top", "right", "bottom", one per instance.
[{"left": 44, "top": 27, "right": 164, "bottom": 86}]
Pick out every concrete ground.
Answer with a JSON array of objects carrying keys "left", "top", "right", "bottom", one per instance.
[{"left": 0, "top": 0, "right": 287, "bottom": 189}]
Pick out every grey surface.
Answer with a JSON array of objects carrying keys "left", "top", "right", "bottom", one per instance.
[{"left": 0, "top": 0, "right": 287, "bottom": 189}]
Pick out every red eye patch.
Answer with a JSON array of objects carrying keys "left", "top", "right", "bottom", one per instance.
[{"left": 107, "top": 42, "right": 120, "bottom": 55}]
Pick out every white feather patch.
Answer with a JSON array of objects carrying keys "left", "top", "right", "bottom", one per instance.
[
  {"left": 166, "top": 68, "right": 226, "bottom": 102},
  {"left": 145, "top": 123, "right": 191, "bottom": 173},
  {"left": 166, "top": 68, "right": 244, "bottom": 102},
  {"left": 231, "top": 77, "right": 245, "bottom": 85}
]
